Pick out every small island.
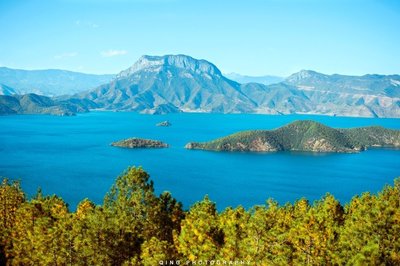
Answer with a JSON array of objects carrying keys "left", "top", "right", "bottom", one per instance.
[
  {"left": 156, "top": 120, "right": 171, "bottom": 127},
  {"left": 111, "top": 138, "right": 168, "bottom": 148},
  {"left": 185, "top": 120, "right": 400, "bottom": 153}
]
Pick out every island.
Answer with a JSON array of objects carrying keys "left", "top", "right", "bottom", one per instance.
[
  {"left": 111, "top": 138, "right": 168, "bottom": 148},
  {"left": 156, "top": 120, "right": 172, "bottom": 127},
  {"left": 185, "top": 120, "right": 400, "bottom": 153}
]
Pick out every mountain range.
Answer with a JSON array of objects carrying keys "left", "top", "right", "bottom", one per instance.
[
  {"left": 0, "top": 67, "right": 114, "bottom": 96},
  {"left": 0, "top": 54, "right": 399, "bottom": 117}
]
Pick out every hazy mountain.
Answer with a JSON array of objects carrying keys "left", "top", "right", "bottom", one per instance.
[
  {"left": 78, "top": 54, "right": 259, "bottom": 114},
  {"left": 0, "top": 67, "right": 114, "bottom": 96},
  {"left": 286, "top": 70, "right": 400, "bottom": 97},
  {"left": 0, "top": 93, "right": 95, "bottom": 116},
  {"left": 0, "top": 84, "right": 18, "bottom": 95},
  {"left": 284, "top": 70, "right": 400, "bottom": 117},
  {"left": 239, "top": 82, "right": 313, "bottom": 114},
  {"left": 225, "top": 73, "right": 284, "bottom": 85}
]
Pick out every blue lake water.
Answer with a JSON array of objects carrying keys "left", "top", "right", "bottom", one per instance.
[{"left": 0, "top": 112, "right": 399, "bottom": 210}]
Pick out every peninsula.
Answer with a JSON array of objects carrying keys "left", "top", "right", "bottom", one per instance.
[{"left": 185, "top": 120, "right": 400, "bottom": 153}]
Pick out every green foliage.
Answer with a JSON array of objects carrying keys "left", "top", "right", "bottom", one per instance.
[
  {"left": 218, "top": 206, "right": 249, "bottom": 260},
  {"left": 1, "top": 170, "right": 400, "bottom": 265},
  {"left": 0, "top": 179, "right": 25, "bottom": 264},
  {"left": 344, "top": 126, "right": 400, "bottom": 147},
  {"left": 338, "top": 181, "right": 400, "bottom": 265},
  {"left": 177, "top": 196, "right": 224, "bottom": 261},
  {"left": 10, "top": 194, "right": 70, "bottom": 265},
  {"left": 141, "top": 237, "right": 171, "bottom": 266}
]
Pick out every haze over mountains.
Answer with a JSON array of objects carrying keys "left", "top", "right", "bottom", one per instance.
[
  {"left": 285, "top": 70, "right": 400, "bottom": 97},
  {"left": 0, "top": 84, "right": 18, "bottom": 95},
  {"left": 225, "top": 73, "right": 284, "bottom": 85},
  {"left": 0, "top": 67, "right": 114, "bottom": 96},
  {"left": 284, "top": 70, "right": 400, "bottom": 117},
  {"left": 0, "top": 54, "right": 399, "bottom": 117}
]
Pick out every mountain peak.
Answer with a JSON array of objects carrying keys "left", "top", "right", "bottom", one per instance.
[
  {"left": 285, "top": 69, "right": 324, "bottom": 83},
  {"left": 116, "top": 54, "right": 222, "bottom": 78}
]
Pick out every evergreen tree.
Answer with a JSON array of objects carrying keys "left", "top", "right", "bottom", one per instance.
[
  {"left": 177, "top": 196, "right": 224, "bottom": 261},
  {"left": 0, "top": 179, "right": 25, "bottom": 264},
  {"left": 141, "top": 237, "right": 171, "bottom": 266},
  {"left": 218, "top": 206, "right": 249, "bottom": 260},
  {"left": 10, "top": 194, "right": 70, "bottom": 265},
  {"left": 339, "top": 179, "right": 400, "bottom": 265},
  {"left": 242, "top": 200, "right": 295, "bottom": 265}
]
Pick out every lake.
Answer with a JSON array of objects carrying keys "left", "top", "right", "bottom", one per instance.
[{"left": 0, "top": 112, "right": 399, "bottom": 210}]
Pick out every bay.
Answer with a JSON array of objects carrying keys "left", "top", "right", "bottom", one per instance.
[{"left": 0, "top": 112, "right": 399, "bottom": 210}]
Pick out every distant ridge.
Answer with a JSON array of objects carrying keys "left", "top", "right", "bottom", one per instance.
[
  {"left": 0, "top": 67, "right": 114, "bottom": 96},
  {"left": 0, "top": 93, "right": 94, "bottom": 116},
  {"left": 285, "top": 69, "right": 400, "bottom": 97},
  {"left": 0, "top": 84, "right": 18, "bottom": 95}
]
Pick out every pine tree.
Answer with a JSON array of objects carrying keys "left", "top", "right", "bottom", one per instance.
[
  {"left": 0, "top": 178, "right": 25, "bottom": 264},
  {"left": 10, "top": 194, "right": 70, "bottom": 264},
  {"left": 177, "top": 196, "right": 224, "bottom": 261},
  {"left": 141, "top": 237, "right": 171, "bottom": 266},
  {"left": 218, "top": 206, "right": 249, "bottom": 261},
  {"left": 339, "top": 179, "right": 400, "bottom": 265}
]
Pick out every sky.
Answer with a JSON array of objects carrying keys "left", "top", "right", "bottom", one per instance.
[{"left": 0, "top": 0, "right": 399, "bottom": 76}]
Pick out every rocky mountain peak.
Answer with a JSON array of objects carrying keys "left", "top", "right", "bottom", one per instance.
[
  {"left": 285, "top": 70, "right": 323, "bottom": 83},
  {"left": 116, "top": 54, "right": 222, "bottom": 79}
]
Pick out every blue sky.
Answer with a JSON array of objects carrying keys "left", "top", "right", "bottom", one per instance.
[{"left": 0, "top": 0, "right": 399, "bottom": 76}]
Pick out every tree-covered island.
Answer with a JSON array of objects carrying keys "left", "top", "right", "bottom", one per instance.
[
  {"left": 111, "top": 138, "right": 169, "bottom": 149},
  {"left": 186, "top": 120, "right": 400, "bottom": 153}
]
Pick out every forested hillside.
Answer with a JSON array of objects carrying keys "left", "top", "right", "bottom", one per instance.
[
  {"left": 1, "top": 167, "right": 399, "bottom": 265},
  {"left": 0, "top": 93, "right": 95, "bottom": 116},
  {"left": 186, "top": 120, "right": 400, "bottom": 153}
]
